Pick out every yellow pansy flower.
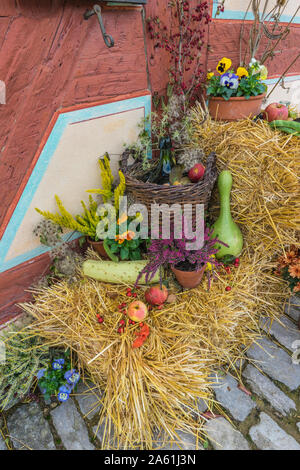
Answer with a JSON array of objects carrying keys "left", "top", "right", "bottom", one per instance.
[
  {"left": 116, "top": 231, "right": 136, "bottom": 244},
  {"left": 127, "top": 231, "right": 136, "bottom": 241},
  {"left": 236, "top": 67, "right": 249, "bottom": 79},
  {"left": 207, "top": 72, "right": 214, "bottom": 80},
  {"left": 115, "top": 235, "right": 125, "bottom": 245},
  {"left": 217, "top": 57, "right": 232, "bottom": 74}
]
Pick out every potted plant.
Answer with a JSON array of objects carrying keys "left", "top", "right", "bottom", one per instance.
[
  {"left": 102, "top": 213, "right": 145, "bottom": 262},
  {"left": 206, "top": 57, "right": 267, "bottom": 121},
  {"left": 36, "top": 194, "right": 110, "bottom": 258},
  {"left": 135, "top": 226, "right": 226, "bottom": 289}
]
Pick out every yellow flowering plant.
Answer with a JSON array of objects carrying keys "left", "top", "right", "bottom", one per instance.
[{"left": 36, "top": 154, "right": 126, "bottom": 243}]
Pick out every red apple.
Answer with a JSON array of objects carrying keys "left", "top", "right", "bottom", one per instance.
[
  {"left": 188, "top": 163, "right": 205, "bottom": 183},
  {"left": 145, "top": 285, "right": 168, "bottom": 306},
  {"left": 127, "top": 301, "right": 148, "bottom": 323},
  {"left": 264, "top": 103, "right": 289, "bottom": 122}
]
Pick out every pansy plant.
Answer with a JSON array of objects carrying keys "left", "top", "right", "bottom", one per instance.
[
  {"left": 103, "top": 213, "right": 147, "bottom": 262},
  {"left": 37, "top": 349, "right": 80, "bottom": 403},
  {"left": 207, "top": 58, "right": 267, "bottom": 101}
]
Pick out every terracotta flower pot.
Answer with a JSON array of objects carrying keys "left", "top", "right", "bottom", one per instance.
[
  {"left": 171, "top": 264, "right": 206, "bottom": 289},
  {"left": 208, "top": 93, "right": 266, "bottom": 121},
  {"left": 87, "top": 238, "right": 109, "bottom": 259}
]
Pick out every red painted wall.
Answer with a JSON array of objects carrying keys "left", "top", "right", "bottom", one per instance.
[{"left": 0, "top": 0, "right": 299, "bottom": 323}]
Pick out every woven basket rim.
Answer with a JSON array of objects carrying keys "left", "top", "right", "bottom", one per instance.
[{"left": 121, "top": 149, "right": 214, "bottom": 191}]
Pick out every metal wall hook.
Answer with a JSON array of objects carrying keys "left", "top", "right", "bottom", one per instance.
[{"left": 84, "top": 4, "right": 115, "bottom": 48}]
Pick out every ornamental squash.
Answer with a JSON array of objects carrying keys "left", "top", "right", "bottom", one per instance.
[{"left": 212, "top": 170, "right": 243, "bottom": 259}]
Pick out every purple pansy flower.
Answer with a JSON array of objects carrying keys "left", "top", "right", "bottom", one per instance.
[
  {"left": 52, "top": 358, "right": 65, "bottom": 371},
  {"left": 57, "top": 385, "right": 71, "bottom": 402},
  {"left": 37, "top": 368, "right": 46, "bottom": 379},
  {"left": 220, "top": 72, "right": 239, "bottom": 90}
]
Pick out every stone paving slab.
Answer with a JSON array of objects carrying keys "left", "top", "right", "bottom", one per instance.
[
  {"left": 243, "top": 364, "right": 296, "bottom": 416},
  {"left": 51, "top": 399, "right": 94, "bottom": 450},
  {"left": 246, "top": 336, "right": 300, "bottom": 390},
  {"left": 74, "top": 381, "right": 102, "bottom": 420},
  {"left": 284, "top": 296, "right": 300, "bottom": 322},
  {"left": 204, "top": 417, "right": 250, "bottom": 450},
  {"left": 93, "top": 420, "right": 116, "bottom": 449},
  {"left": 260, "top": 315, "right": 300, "bottom": 352},
  {"left": 7, "top": 403, "right": 55, "bottom": 450},
  {"left": 211, "top": 373, "right": 256, "bottom": 421},
  {"left": 159, "top": 431, "right": 204, "bottom": 451},
  {"left": 249, "top": 413, "right": 300, "bottom": 450},
  {"left": 197, "top": 398, "right": 208, "bottom": 414}
]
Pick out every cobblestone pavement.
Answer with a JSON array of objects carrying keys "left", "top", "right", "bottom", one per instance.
[{"left": 0, "top": 296, "right": 299, "bottom": 451}]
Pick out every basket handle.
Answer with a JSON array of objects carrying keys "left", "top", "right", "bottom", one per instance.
[
  {"left": 120, "top": 150, "right": 130, "bottom": 173},
  {"left": 204, "top": 151, "right": 217, "bottom": 185},
  {"left": 120, "top": 149, "right": 139, "bottom": 175}
]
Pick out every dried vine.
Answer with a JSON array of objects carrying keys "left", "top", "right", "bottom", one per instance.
[{"left": 239, "top": 0, "right": 300, "bottom": 66}]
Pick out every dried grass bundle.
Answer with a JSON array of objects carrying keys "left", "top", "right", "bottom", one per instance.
[
  {"left": 191, "top": 104, "right": 300, "bottom": 255},
  {"left": 22, "top": 279, "right": 217, "bottom": 449}
]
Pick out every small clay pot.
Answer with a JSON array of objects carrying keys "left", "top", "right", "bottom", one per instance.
[
  {"left": 171, "top": 264, "right": 206, "bottom": 289},
  {"left": 87, "top": 238, "right": 109, "bottom": 259},
  {"left": 208, "top": 93, "right": 266, "bottom": 121}
]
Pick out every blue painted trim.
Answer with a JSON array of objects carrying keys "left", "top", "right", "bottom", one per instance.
[
  {"left": 212, "top": 1, "right": 300, "bottom": 24},
  {"left": 0, "top": 231, "right": 81, "bottom": 273},
  {"left": 263, "top": 75, "right": 300, "bottom": 85},
  {"left": 0, "top": 94, "right": 151, "bottom": 274}
]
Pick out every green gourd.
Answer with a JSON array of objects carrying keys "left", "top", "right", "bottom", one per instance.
[{"left": 212, "top": 170, "right": 243, "bottom": 259}]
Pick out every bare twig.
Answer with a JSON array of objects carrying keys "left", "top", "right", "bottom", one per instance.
[{"left": 266, "top": 52, "right": 300, "bottom": 99}]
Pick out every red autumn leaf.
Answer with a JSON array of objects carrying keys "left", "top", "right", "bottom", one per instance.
[
  {"left": 201, "top": 411, "right": 222, "bottom": 420},
  {"left": 132, "top": 324, "right": 150, "bottom": 349},
  {"left": 132, "top": 337, "right": 145, "bottom": 349}
]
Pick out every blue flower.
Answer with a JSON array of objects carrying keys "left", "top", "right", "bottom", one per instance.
[
  {"left": 52, "top": 359, "right": 65, "bottom": 371},
  {"left": 37, "top": 368, "right": 46, "bottom": 379},
  {"left": 57, "top": 385, "right": 70, "bottom": 402},
  {"left": 64, "top": 369, "right": 80, "bottom": 386},
  {"left": 220, "top": 72, "right": 239, "bottom": 90}
]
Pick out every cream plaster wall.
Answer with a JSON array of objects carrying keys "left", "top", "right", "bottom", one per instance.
[
  {"left": 220, "top": 0, "right": 298, "bottom": 17},
  {"left": 264, "top": 78, "right": 300, "bottom": 111}
]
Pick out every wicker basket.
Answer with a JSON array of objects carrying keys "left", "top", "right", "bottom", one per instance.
[{"left": 120, "top": 150, "right": 218, "bottom": 224}]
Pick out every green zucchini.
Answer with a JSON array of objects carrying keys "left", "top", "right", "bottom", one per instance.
[
  {"left": 269, "top": 120, "right": 300, "bottom": 137},
  {"left": 83, "top": 260, "right": 160, "bottom": 285},
  {"left": 270, "top": 120, "right": 300, "bottom": 130}
]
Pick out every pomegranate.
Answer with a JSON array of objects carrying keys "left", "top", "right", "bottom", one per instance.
[{"left": 145, "top": 285, "right": 168, "bottom": 306}]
